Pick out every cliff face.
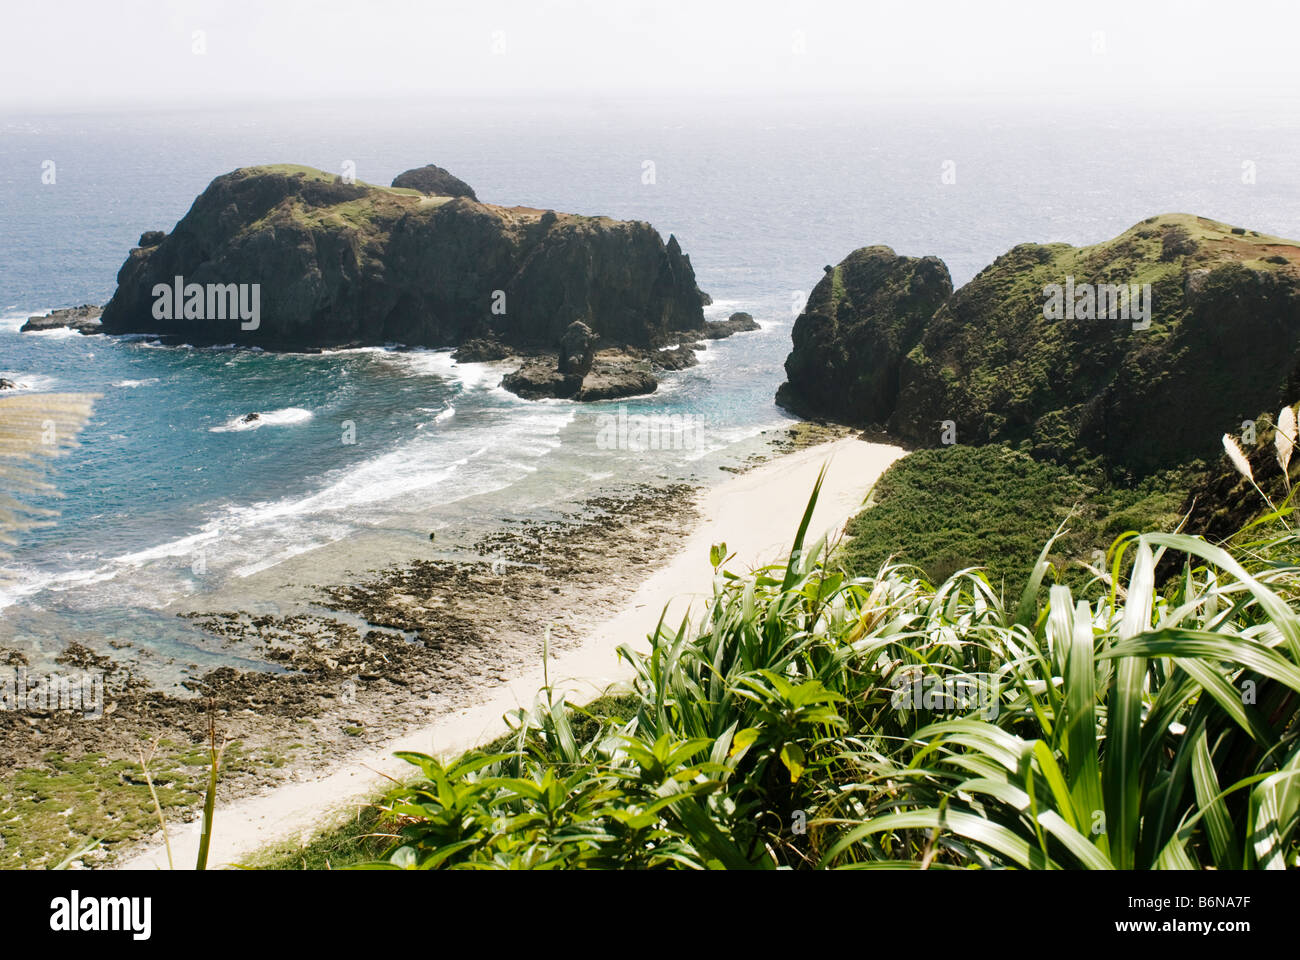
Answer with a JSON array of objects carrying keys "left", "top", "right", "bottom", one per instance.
[
  {"left": 100, "top": 165, "right": 707, "bottom": 350},
  {"left": 774, "top": 246, "right": 952, "bottom": 425},
  {"left": 779, "top": 215, "right": 1300, "bottom": 477}
]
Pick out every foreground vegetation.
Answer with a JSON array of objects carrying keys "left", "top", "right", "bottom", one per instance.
[
  {"left": 264, "top": 459, "right": 1300, "bottom": 869},
  {"left": 840, "top": 444, "right": 1187, "bottom": 589}
]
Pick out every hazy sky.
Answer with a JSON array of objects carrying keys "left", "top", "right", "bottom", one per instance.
[{"left": 4, "top": 0, "right": 1298, "bottom": 110}]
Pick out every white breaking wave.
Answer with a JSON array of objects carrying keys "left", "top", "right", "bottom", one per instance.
[
  {"left": 20, "top": 325, "right": 84, "bottom": 340},
  {"left": 319, "top": 345, "right": 396, "bottom": 356},
  {"left": 1, "top": 394, "right": 578, "bottom": 609},
  {"left": 384, "top": 348, "right": 499, "bottom": 391},
  {"left": 241, "top": 406, "right": 567, "bottom": 520},
  {"left": 414, "top": 405, "right": 455, "bottom": 430},
  {"left": 177, "top": 408, "right": 576, "bottom": 572},
  {"left": 109, "top": 408, "right": 569, "bottom": 588},
  {"left": 433, "top": 405, "right": 455, "bottom": 423},
  {"left": 0, "top": 371, "right": 58, "bottom": 393},
  {"left": 112, "top": 529, "right": 220, "bottom": 568},
  {"left": 703, "top": 299, "right": 760, "bottom": 325},
  {"left": 210, "top": 407, "right": 314, "bottom": 432},
  {"left": 0, "top": 563, "right": 119, "bottom": 613},
  {"left": 232, "top": 541, "right": 330, "bottom": 579},
  {"left": 112, "top": 378, "right": 160, "bottom": 389}
]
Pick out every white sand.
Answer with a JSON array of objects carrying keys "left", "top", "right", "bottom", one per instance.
[{"left": 115, "top": 436, "right": 905, "bottom": 870}]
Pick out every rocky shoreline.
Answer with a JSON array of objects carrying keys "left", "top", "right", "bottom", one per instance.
[
  {"left": 0, "top": 423, "right": 846, "bottom": 869},
  {"left": 495, "top": 312, "right": 759, "bottom": 401},
  {"left": 0, "top": 480, "right": 693, "bottom": 867},
  {"left": 19, "top": 303, "right": 760, "bottom": 402}
]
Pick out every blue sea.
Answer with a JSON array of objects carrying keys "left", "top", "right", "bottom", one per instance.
[{"left": 3, "top": 96, "right": 1299, "bottom": 686}]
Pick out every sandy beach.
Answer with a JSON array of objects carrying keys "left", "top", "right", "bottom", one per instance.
[{"left": 116, "top": 436, "right": 904, "bottom": 870}]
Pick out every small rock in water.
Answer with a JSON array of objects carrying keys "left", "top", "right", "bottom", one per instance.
[
  {"left": 241, "top": 412, "right": 261, "bottom": 423},
  {"left": 451, "top": 338, "right": 509, "bottom": 362},
  {"left": 0, "top": 378, "right": 19, "bottom": 390},
  {"left": 19, "top": 304, "right": 103, "bottom": 335}
]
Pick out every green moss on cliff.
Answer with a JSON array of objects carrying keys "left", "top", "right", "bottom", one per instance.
[
  {"left": 828, "top": 264, "right": 847, "bottom": 310},
  {"left": 782, "top": 215, "right": 1300, "bottom": 602},
  {"left": 777, "top": 246, "right": 953, "bottom": 425},
  {"left": 890, "top": 215, "right": 1300, "bottom": 476},
  {"left": 782, "top": 215, "right": 1300, "bottom": 481},
  {"left": 101, "top": 164, "right": 707, "bottom": 349},
  {"left": 239, "top": 164, "right": 421, "bottom": 197},
  {"left": 236, "top": 167, "right": 426, "bottom": 235}
]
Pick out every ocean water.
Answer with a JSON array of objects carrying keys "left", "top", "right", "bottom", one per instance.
[{"left": 3, "top": 96, "right": 1299, "bottom": 684}]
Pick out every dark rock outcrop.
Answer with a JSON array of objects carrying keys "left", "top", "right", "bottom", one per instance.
[
  {"left": 501, "top": 359, "right": 582, "bottom": 400},
  {"left": 501, "top": 354, "right": 656, "bottom": 402},
  {"left": 669, "top": 312, "right": 760, "bottom": 345},
  {"left": 20, "top": 304, "right": 103, "bottom": 335},
  {"left": 0, "top": 378, "right": 19, "bottom": 390},
  {"left": 391, "top": 164, "right": 477, "bottom": 200},
  {"left": 778, "top": 216, "right": 1300, "bottom": 477},
  {"left": 559, "top": 321, "right": 597, "bottom": 376},
  {"left": 138, "top": 230, "right": 166, "bottom": 247},
  {"left": 451, "top": 338, "right": 510, "bottom": 362},
  {"left": 574, "top": 362, "right": 658, "bottom": 401},
  {"left": 703, "top": 312, "right": 761, "bottom": 339},
  {"left": 776, "top": 247, "right": 952, "bottom": 425},
  {"left": 99, "top": 165, "right": 709, "bottom": 353},
  {"left": 652, "top": 345, "right": 699, "bottom": 371}
]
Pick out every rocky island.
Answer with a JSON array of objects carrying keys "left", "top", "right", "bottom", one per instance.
[{"left": 96, "top": 164, "right": 757, "bottom": 400}]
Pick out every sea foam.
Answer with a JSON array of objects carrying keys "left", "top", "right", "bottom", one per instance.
[{"left": 210, "top": 407, "right": 314, "bottom": 432}]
